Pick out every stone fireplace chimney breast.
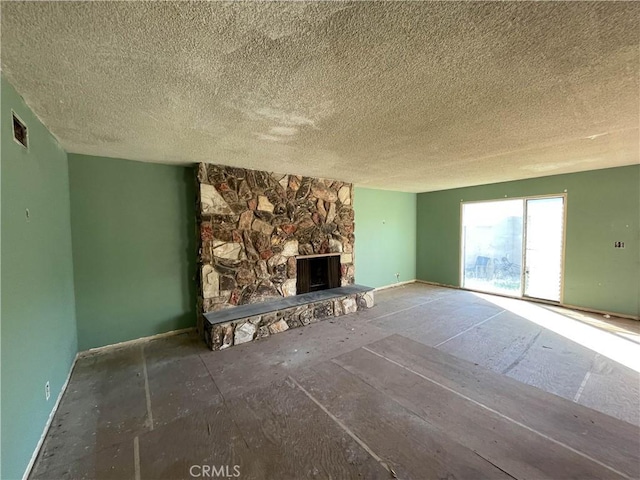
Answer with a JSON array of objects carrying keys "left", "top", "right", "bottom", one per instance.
[{"left": 195, "top": 163, "right": 373, "bottom": 350}]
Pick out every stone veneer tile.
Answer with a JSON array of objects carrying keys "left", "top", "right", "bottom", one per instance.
[
  {"left": 200, "top": 184, "right": 234, "bottom": 215},
  {"left": 203, "top": 291, "right": 374, "bottom": 351},
  {"left": 196, "top": 163, "right": 357, "bottom": 347}
]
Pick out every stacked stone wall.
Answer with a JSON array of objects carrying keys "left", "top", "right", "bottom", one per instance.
[{"left": 196, "top": 163, "right": 356, "bottom": 336}]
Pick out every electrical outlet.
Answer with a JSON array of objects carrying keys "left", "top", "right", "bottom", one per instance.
[
  {"left": 45, "top": 381, "right": 50, "bottom": 401},
  {"left": 614, "top": 241, "right": 625, "bottom": 249}
]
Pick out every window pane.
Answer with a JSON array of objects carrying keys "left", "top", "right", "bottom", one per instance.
[
  {"left": 462, "top": 199, "right": 523, "bottom": 296},
  {"left": 524, "top": 197, "right": 564, "bottom": 302}
]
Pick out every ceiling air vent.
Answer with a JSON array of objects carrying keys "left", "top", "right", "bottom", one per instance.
[{"left": 12, "top": 111, "right": 28, "bottom": 149}]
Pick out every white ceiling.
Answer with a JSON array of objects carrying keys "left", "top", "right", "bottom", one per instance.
[{"left": 1, "top": 1, "right": 638, "bottom": 192}]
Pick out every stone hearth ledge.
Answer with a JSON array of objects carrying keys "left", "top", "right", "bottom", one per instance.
[{"left": 203, "top": 285, "right": 374, "bottom": 350}]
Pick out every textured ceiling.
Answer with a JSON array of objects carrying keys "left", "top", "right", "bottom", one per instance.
[{"left": 1, "top": 1, "right": 638, "bottom": 192}]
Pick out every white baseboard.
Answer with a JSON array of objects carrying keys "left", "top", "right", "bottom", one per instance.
[
  {"left": 77, "top": 327, "right": 196, "bottom": 358},
  {"left": 560, "top": 303, "right": 639, "bottom": 321},
  {"left": 415, "top": 279, "right": 460, "bottom": 289},
  {"left": 374, "top": 279, "right": 417, "bottom": 291},
  {"left": 22, "top": 353, "right": 78, "bottom": 480}
]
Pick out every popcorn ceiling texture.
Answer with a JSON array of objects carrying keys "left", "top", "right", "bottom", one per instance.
[{"left": 1, "top": 2, "right": 638, "bottom": 192}]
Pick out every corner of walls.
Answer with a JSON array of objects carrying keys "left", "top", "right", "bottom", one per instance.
[
  {"left": 67, "top": 154, "right": 197, "bottom": 351},
  {"left": 354, "top": 187, "right": 417, "bottom": 289},
  {"left": 1, "top": 75, "right": 78, "bottom": 480},
  {"left": 415, "top": 188, "right": 462, "bottom": 287}
]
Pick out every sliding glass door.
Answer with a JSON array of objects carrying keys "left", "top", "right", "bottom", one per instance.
[{"left": 461, "top": 195, "right": 565, "bottom": 301}]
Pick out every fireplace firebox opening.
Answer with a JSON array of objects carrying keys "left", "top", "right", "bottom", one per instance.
[{"left": 296, "top": 255, "right": 341, "bottom": 294}]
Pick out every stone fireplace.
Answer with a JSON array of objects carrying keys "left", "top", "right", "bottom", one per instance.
[{"left": 195, "top": 163, "right": 374, "bottom": 350}]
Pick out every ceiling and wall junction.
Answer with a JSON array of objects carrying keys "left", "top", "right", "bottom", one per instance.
[{"left": 1, "top": 1, "right": 638, "bottom": 192}]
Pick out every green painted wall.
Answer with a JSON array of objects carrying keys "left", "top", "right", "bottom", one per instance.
[
  {"left": 68, "top": 154, "right": 196, "bottom": 350},
  {"left": 1, "top": 77, "right": 78, "bottom": 479},
  {"left": 416, "top": 165, "right": 640, "bottom": 317},
  {"left": 354, "top": 187, "right": 417, "bottom": 288}
]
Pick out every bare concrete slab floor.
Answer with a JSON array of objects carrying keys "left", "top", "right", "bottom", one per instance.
[{"left": 30, "top": 284, "right": 640, "bottom": 480}]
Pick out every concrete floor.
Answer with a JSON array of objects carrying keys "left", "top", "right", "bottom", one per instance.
[{"left": 31, "top": 283, "right": 640, "bottom": 479}]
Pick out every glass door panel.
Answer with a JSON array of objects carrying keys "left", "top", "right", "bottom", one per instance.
[
  {"left": 524, "top": 197, "right": 564, "bottom": 302},
  {"left": 462, "top": 200, "right": 524, "bottom": 296}
]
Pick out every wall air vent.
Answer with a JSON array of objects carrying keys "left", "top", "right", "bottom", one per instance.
[{"left": 12, "top": 111, "right": 28, "bottom": 149}]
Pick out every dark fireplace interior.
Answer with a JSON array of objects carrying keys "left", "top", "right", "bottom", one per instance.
[{"left": 297, "top": 255, "right": 341, "bottom": 294}]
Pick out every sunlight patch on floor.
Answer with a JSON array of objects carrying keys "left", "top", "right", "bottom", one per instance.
[{"left": 473, "top": 293, "right": 640, "bottom": 373}]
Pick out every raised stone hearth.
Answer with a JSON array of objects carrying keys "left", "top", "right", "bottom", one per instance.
[
  {"left": 196, "top": 163, "right": 372, "bottom": 350},
  {"left": 203, "top": 285, "right": 374, "bottom": 350}
]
